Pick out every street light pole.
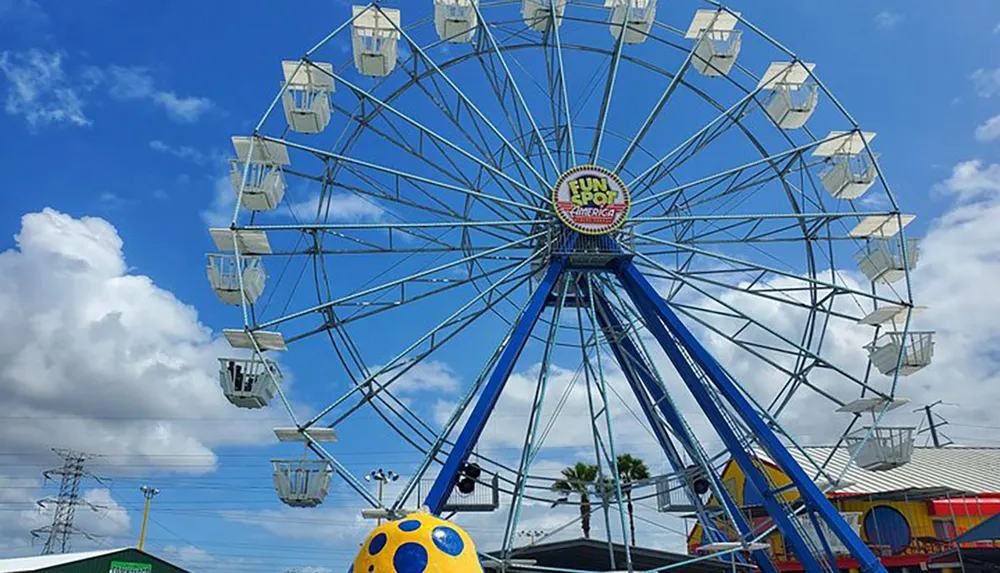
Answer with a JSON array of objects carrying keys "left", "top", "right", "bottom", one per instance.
[
  {"left": 365, "top": 469, "right": 399, "bottom": 526},
  {"left": 138, "top": 486, "right": 160, "bottom": 551}
]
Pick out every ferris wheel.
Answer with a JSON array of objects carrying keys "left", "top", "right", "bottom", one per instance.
[{"left": 205, "top": 1, "right": 935, "bottom": 572}]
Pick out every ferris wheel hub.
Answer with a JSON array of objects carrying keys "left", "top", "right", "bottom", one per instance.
[{"left": 551, "top": 164, "right": 631, "bottom": 236}]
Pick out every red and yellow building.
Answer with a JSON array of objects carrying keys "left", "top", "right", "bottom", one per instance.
[{"left": 687, "top": 447, "right": 1000, "bottom": 573}]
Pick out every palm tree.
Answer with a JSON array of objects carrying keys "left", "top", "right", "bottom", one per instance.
[
  {"left": 616, "top": 453, "right": 650, "bottom": 546},
  {"left": 552, "top": 462, "right": 599, "bottom": 539}
]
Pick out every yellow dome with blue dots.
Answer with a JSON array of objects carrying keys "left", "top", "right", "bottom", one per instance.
[{"left": 350, "top": 512, "right": 482, "bottom": 573}]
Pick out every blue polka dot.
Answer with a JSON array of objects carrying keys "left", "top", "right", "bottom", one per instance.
[
  {"left": 398, "top": 519, "right": 421, "bottom": 532},
  {"left": 369, "top": 532, "right": 388, "bottom": 555},
  {"left": 393, "top": 542, "right": 428, "bottom": 573},
  {"left": 347, "top": 565, "right": 353, "bottom": 573},
  {"left": 432, "top": 526, "right": 465, "bottom": 556},
  {"left": 368, "top": 566, "right": 374, "bottom": 573}
]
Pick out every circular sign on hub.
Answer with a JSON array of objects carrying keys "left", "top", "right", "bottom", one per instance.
[{"left": 552, "top": 165, "right": 631, "bottom": 235}]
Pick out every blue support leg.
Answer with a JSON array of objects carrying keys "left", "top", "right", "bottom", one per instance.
[
  {"left": 617, "top": 260, "right": 886, "bottom": 573},
  {"left": 424, "top": 259, "right": 567, "bottom": 515},
  {"left": 593, "top": 292, "right": 777, "bottom": 573},
  {"left": 615, "top": 264, "right": 827, "bottom": 573}
]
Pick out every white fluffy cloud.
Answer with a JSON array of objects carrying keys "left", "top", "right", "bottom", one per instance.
[
  {"left": 388, "top": 360, "right": 461, "bottom": 395},
  {"left": 974, "top": 114, "right": 1000, "bottom": 142},
  {"left": 0, "top": 50, "right": 89, "bottom": 128},
  {"left": 149, "top": 140, "right": 219, "bottom": 166},
  {"left": 99, "top": 66, "right": 213, "bottom": 123},
  {"left": 971, "top": 67, "right": 1000, "bottom": 98},
  {"left": 0, "top": 208, "right": 283, "bottom": 468},
  {"left": 287, "top": 193, "right": 385, "bottom": 222},
  {"left": 0, "top": 208, "right": 288, "bottom": 555},
  {"left": 938, "top": 159, "right": 1000, "bottom": 200},
  {"left": 0, "top": 50, "right": 214, "bottom": 129},
  {"left": 911, "top": 160, "right": 1000, "bottom": 429},
  {"left": 874, "top": 11, "right": 902, "bottom": 30}
]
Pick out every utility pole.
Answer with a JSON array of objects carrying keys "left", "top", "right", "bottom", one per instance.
[
  {"left": 138, "top": 486, "right": 160, "bottom": 551},
  {"left": 916, "top": 401, "right": 953, "bottom": 448},
  {"left": 31, "top": 449, "right": 105, "bottom": 555},
  {"left": 365, "top": 469, "right": 399, "bottom": 526}
]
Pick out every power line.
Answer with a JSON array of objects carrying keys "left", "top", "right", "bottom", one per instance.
[{"left": 30, "top": 449, "right": 106, "bottom": 555}]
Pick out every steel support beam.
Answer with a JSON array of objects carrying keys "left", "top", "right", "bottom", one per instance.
[
  {"left": 616, "top": 259, "right": 886, "bottom": 573},
  {"left": 593, "top": 292, "right": 775, "bottom": 573},
  {"left": 424, "top": 259, "right": 568, "bottom": 514}
]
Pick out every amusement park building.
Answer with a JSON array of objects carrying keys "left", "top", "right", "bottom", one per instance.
[
  {"left": 0, "top": 548, "right": 188, "bottom": 573},
  {"left": 686, "top": 447, "right": 1000, "bottom": 573}
]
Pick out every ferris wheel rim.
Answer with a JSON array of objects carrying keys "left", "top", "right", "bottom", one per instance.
[
  {"left": 242, "top": 1, "right": 913, "bottom": 443},
  {"left": 211, "top": 2, "right": 930, "bottom": 566}
]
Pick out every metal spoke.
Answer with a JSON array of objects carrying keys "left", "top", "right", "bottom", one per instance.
[
  {"left": 632, "top": 235, "right": 907, "bottom": 310},
  {"left": 631, "top": 134, "right": 843, "bottom": 210},
  {"left": 613, "top": 28, "right": 700, "bottom": 173},
  {"left": 395, "top": 60, "right": 539, "bottom": 210},
  {"left": 547, "top": 0, "right": 577, "bottom": 166},
  {"left": 378, "top": 6, "right": 552, "bottom": 194},
  {"left": 589, "top": 14, "right": 627, "bottom": 164},
  {"left": 303, "top": 246, "right": 546, "bottom": 429},
  {"left": 262, "top": 135, "right": 547, "bottom": 216},
  {"left": 257, "top": 231, "right": 545, "bottom": 330},
  {"left": 321, "top": 100, "right": 531, "bottom": 227},
  {"left": 310, "top": 65, "right": 547, "bottom": 208},
  {"left": 627, "top": 82, "right": 774, "bottom": 193},
  {"left": 285, "top": 261, "right": 527, "bottom": 339},
  {"left": 583, "top": 275, "right": 633, "bottom": 568},
  {"left": 500, "top": 278, "right": 569, "bottom": 564},
  {"left": 573, "top": 281, "right": 617, "bottom": 569},
  {"left": 632, "top": 253, "right": 891, "bottom": 401},
  {"left": 472, "top": 2, "right": 561, "bottom": 175}
]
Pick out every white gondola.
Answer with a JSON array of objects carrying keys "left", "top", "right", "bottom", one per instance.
[
  {"left": 280, "top": 61, "right": 334, "bottom": 134},
  {"left": 850, "top": 214, "right": 916, "bottom": 239},
  {"left": 844, "top": 426, "right": 915, "bottom": 471},
  {"left": 218, "top": 357, "right": 280, "bottom": 409},
  {"left": 605, "top": 0, "right": 656, "bottom": 44},
  {"left": 813, "top": 131, "right": 877, "bottom": 200},
  {"left": 522, "top": 0, "right": 566, "bottom": 33},
  {"left": 434, "top": 0, "right": 478, "bottom": 43},
  {"left": 866, "top": 331, "right": 935, "bottom": 376},
  {"left": 352, "top": 5, "right": 402, "bottom": 77},
  {"left": 837, "top": 396, "right": 911, "bottom": 415},
  {"left": 655, "top": 473, "right": 697, "bottom": 513},
  {"left": 274, "top": 427, "right": 339, "bottom": 443},
  {"left": 229, "top": 136, "right": 290, "bottom": 211},
  {"left": 209, "top": 228, "right": 272, "bottom": 255},
  {"left": 757, "top": 62, "right": 818, "bottom": 129},
  {"left": 685, "top": 10, "right": 742, "bottom": 77},
  {"left": 797, "top": 512, "right": 861, "bottom": 555},
  {"left": 272, "top": 460, "right": 333, "bottom": 508},
  {"left": 855, "top": 239, "right": 921, "bottom": 284},
  {"left": 206, "top": 254, "right": 266, "bottom": 305},
  {"left": 223, "top": 329, "right": 288, "bottom": 352},
  {"left": 858, "top": 304, "right": 924, "bottom": 327}
]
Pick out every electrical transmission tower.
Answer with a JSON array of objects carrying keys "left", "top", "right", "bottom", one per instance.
[{"left": 31, "top": 449, "right": 105, "bottom": 555}]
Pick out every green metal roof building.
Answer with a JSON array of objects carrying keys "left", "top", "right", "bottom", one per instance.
[{"left": 0, "top": 549, "right": 188, "bottom": 573}]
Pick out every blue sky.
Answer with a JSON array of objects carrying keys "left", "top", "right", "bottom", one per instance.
[{"left": 2, "top": 1, "right": 1000, "bottom": 572}]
